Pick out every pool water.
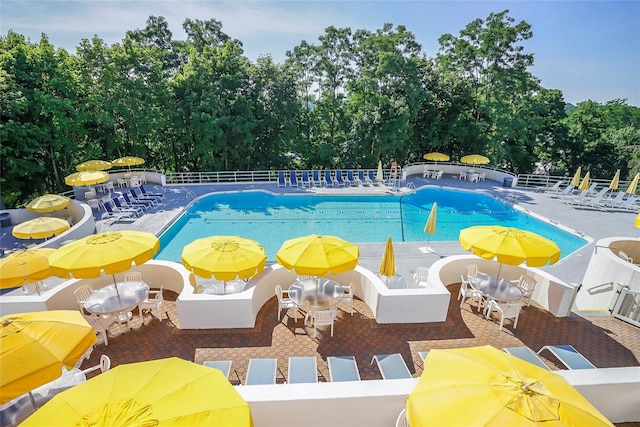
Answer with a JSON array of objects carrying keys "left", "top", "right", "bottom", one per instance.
[{"left": 155, "top": 189, "right": 586, "bottom": 262}]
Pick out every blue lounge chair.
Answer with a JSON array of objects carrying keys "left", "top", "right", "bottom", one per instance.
[
  {"left": 301, "top": 171, "right": 311, "bottom": 187},
  {"left": 345, "top": 170, "right": 357, "bottom": 186},
  {"left": 357, "top": 170, "right": 368, "bottom": 186},
  {"left": 139, "top": 186, "right": 165, "bottom": 202},
  {"left": 537, "top": 345, "right": 596, "bottom": 369},
  {"left": 277, "top": 171, "right": 286, "bottom": 187},
  {"left": 312, "top": 170, "right": 322, "bottom": 187},
  {"left": 111, "top": 196, "right": 144, "bottom": 217},
  {"left": 245, "top": 358, "right": 278, "bottom": 385},
  {"left": 367, "top": 170, "right": 381, "bottom": 186},
  {"left": 288, "top": 356, "right": 318, "bottom": 384},
  {"left": 100, "top": 200, "right": 136, "bottom": 222},
  {"left": 371, "top": 353, "right": 412, "bottom": 379},
  {"left": 128, "top": 188, "right": 158, "bottom": 206},
  {"left": 324, "top": 170, "right": 334, "bottom": 187},
  {"left": 203, "top": 360, "right": 233, "bottom": 379},
  {"left": 289, "top": 171, "right": 299, "bottom": 187},
  {"left": 327, "top": 356, "right": 361, "bottom": 382},
  {"left": 502, "top": 347, "right": 551, "bottom": 370},
  {"left": 335, "top": 170, "right": 345, "bottom": 187},
  {"left": 122, "top": 192, "right": 154, "bottom": 209}
]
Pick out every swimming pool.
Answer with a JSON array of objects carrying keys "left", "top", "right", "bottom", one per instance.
[{"left": 155, "top": 188, "right": 587, "bottom": 262}]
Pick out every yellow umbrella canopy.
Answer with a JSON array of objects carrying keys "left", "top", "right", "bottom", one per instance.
[
  {"left": 75, "top": 159, "right": 112, "bottom": 172},
  {"left": 111, "top": 156, "right": 145, "bottom": 167},
  {"left": 376, "top": 160, "right": 384, "bottom": 182},
  {"left": 21, "top": 357, "right": 253, "bottom": 426},
  {"left": 378, "top": 236, "right": 396, "bottom": 278},
  {"left": 48, "top": 231, "right": 160, "bottom": 279},
  {"left": 64, "top": 171, "right": 109, "bottom": 187},
  {"left": 570, "top": 167, "right": 582, "bottom": 187},
  {"left": 578, "top": 171, "right": 591, "bottom": 191},
  {"left": 424, "top": 203, "right": 437, "bottom": 238},
  {"left": 460, "top": 154, "right": 490, "bottom": 165},
  {"left": 0, "top": 248, "right": 56, "bottom": 288},
  {"left": 406, "top": 346, "right": 614, "bottom": 427},
  {"left": 626, "top": 172, "right": 639, "bottom": 195},
  {"left": 12, "top": 217, "right": 70, "bottom": 240},
  {"left": 182, "top": 236, "right": 267, "bottom": 281},
  {"left": 423, "top": 152, "right": 449, "bottom": 162},
  {"left": 459, "top": 226, "right": 561, "bottom": 268},
  {"left": 276, "top": 234, "right": 360, "bottom": 276},
  {"left": 26, "top": 194, "right": 71, "bottom": 213},
  {"left": 609, "top": 169, "right": 621, "bottom": 190},
  {"left": 635, "top": 213, "right": 640, "bottom": 228},
  {"left": 0, "top": 310, "right": 96, "bottom": 405}
]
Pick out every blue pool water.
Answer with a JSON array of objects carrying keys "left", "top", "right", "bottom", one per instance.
[{"left": 155, "top": 189, "right": 586, "bottom": 262}]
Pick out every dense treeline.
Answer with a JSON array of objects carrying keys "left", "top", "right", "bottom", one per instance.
[{"left": 1, "top": 10, "right": 639, "bottom": 207}]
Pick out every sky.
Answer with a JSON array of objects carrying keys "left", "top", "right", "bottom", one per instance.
[{"left": 2, "top": 1, "right": 639, "bottom": 106}]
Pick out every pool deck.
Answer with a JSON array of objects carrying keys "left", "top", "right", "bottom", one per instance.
[{"left": 4, "top": 173, "right": 640, "bottom": 425}]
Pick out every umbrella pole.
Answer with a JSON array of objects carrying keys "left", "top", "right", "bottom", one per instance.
[
  {"left": 28, "top": 391, "right": 38, "bottom": 410},
  {"left": 111, "top": 274, "right": 121, "bottom": 300}
]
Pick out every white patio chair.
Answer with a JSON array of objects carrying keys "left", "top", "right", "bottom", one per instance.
[
  {"left": 138, "top": 285, "right": 166, "bottom": 322},
  {"left": 484, "top": 300, "right": 523, "bottom": 331},
  {"left": 396, "top": 408, "right": 410, "bottom": 427},
  {"left": 412, "top": 267, "right": 430, "bottom": 287},
  {"left": 82, "top": 312, "right": 119, "bottom": 346},
  {"left": 275, "top": 284, "right": 298, "bottom": 321},
  {"left": 310, "top": 308, "right": 337, "bottom": 337},
  {"left": 340, "top": 283, "right": 354, "bottom": 315},
  {"left": 74, "top": 284, "right": 94, "bottom": 312},
  {"left": 124, "top": 271, "right": 143, "bottom": 283},
  {"left": 82, "top": 355, "right": 111, "bottom": 376},
  {"left": 516, "top": 275, "right": 537, "bottom": 306},
  {"left": 458, "top": 275, "right": 484, "bottom": 312},
  {"left": 467, "top": 263, "right": 479, "bottom": 279},
  {"left": 22, "top": 281, "right": 45, "bottom": 295}
]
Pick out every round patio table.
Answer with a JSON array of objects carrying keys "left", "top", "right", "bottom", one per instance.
[
  {"left": 288, "top": 278, "right": 344, "bottom": 311},
  {"left": 469, "top": 274, "right": 522, "bottom": 302},
  {"left": 84, "top": 281, "right": 149, "bottom": 316}
]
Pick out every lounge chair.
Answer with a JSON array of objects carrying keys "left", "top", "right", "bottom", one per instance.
[
  {"left": 371, "top": 353, "right": 412, "bottom": 379},
  {"left": 100, "top": 200, "right": 136, "bottom": 222},
  {"left": 537, "top": 345, "right": 596, "bottom": 369},
  {"left": 301, "top": 171, "right": 311, "bottom": 187},
  {"left": 288, "top": 356, "right": 318, "bottom": 384},
  {"left": 368, "top": 170, "right": 381, "bottom": 186},
  {"left": 357, "top": 170, "right": 367, "bottom": 186},
  {"left": 502, "top": 347, "right": 551, "bottom": 370},
  {"left": 289, "top": 171, "right": 299, "bottom": 187},
  {"left": 111, "top": 196, "right": 144, "bottom": 217},
  {"left": 327, "top": 356, "right": 361, "bottom": 382},
  {"left": 606, "top": 196, "right": 639, "bottom": 212},
  {"left": 558, "top": 189, "right": 589, "bottom": 203},
  {"left": 245, "top": 358, "right": 278, "bottom": 385},
  {"left": 335, "top": 170, "right": 345, "bottom": 187},
  {"left": 128, "top": 188, "right": 158, "bottom": 206},
  {"left": 311, "top": 170, "right": 323, "bottom": 187},
  {"left": 324, "top": 170, "right": 334, "bottom": 187},
  {"left": 599, "top": 191, "right": 626, "bottom": 208},
  {"left": 567, "top": 188, "right": 609, "bottom": 209},
  {"left": 277, "top": 171, "right": 286, "bottom": 187},
  {"left": 138, "top": 185, "right": 165, "bottom": 201},
  {"left": 417, "top": 351, "right": 429, "bottom": 362},
  {"left": 122, "top": 191, "right": 154, "bottom": 209},
  {"left": 203, "top": 360, "right": 233, "bottom": 379},
  {"left": 545, "top": 185, "right": 574, "bottom": 198},
  {"left": 345, "top": 170, "right": 358, "bottom": 186}
]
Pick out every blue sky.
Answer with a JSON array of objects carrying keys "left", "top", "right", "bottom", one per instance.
[{"left": 2, "top": 1, "right": 638, "bottom": 106}]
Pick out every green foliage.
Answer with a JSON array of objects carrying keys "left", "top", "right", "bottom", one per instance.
[{"left": 1, "top": 11, "right": 639, "bottom": 207}]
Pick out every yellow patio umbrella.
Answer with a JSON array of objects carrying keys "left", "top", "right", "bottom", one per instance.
[
  {"left": 460, "top": 154, "right": 490, "bottom": 165},
  {"left": 609, "top": 169, "right": 621, "bottom": 190},
  {"left": 626, "top": 172, "right": 639, "bottom": 195},
  {"left": 459, "top": 226, "right": 561, "bottom": 282},
  {"left": 64, "top": 170, "right": 109, "bottom": 187},
  {"left": 376, "top": 160, "right": 384, "bottom": 182},
  {"left": 378, "top": 236, "right": 396, "bottom": 278},
  {"left": 276, "top": 234, "right": 359, "bottom": 276},
  {"left": 21, "top": 357, "right": 253, "bottom": 426},
  {"left": 48, "top": 231, "right": 160, "bottom": 280},
  {"left": 0, "top": 310, "right": 96, "bottom": 405},
  {"left": 424, "top": 203, "right": 437, "bottom": 252},
  {"left": 182, "top": 236, "right": 267, "bottom": 281},
  {"left": 26, "top": 194, "right": 71, "bottom": 213},
  {"left": 0, "top": 248, "right": 56, "bottom": 289},
  {"left": 578, "top": 171, "right": 591, "bottom": 191},
  {"left": 423, "top": 152, "right": 449, "bottom": 162},
  {"left": 12, "top": 217, "right": 70, "bottom": 240},
  {"left": 406, "top": 346, "right": 614, "bottom": 427},
  {"left": 112, "top": 156, "right": 145, "bottom": 167},
  {"left": 570, "top": 167, "right": 582, "bottom": 187},
  {"left": 75, "top": 159, "right": 112, "bottom": 172}
]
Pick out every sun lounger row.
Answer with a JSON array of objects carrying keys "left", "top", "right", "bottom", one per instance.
[
  {"left": 502, "top": 344, "right": 596, "bottom": 370},
  {"left": 277, "top": 170, "right": 384, "bottom": 188}
]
